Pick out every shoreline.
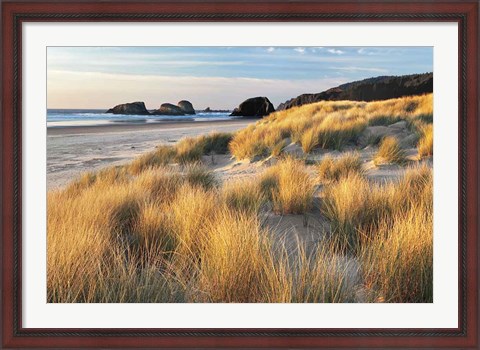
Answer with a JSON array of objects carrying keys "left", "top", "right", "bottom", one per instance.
[
  {"left": 47, "top": 118, "right": 257, "bottom": 136},
  {"left": 47, "top": 119, "right": 255, "bottom": 189}
]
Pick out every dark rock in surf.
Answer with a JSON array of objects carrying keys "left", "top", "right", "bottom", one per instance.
[
  {"left": 177, "top": 100, "right": 195, "bottom": 115},
  {"left": 106, "top": 101, "right": 149, "bottom": 115},
  {"left": 230, "top": 97, "right": 275, "bottom": 117},
  {"left": 152, "top": 103, "right": 185, "bottom": 116}
]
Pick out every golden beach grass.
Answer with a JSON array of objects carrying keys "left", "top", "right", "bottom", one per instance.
[{"left": 48, "top": 95, "right": 433, "bottom": 303}]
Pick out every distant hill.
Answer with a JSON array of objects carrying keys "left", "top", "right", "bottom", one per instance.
[{"left": 277, "top": 73, "right": 433, "bottom": 111}]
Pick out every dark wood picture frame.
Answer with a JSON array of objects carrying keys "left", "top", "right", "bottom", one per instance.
[{"left": 1, "top": 0, "right": 478, "bottom": 348}]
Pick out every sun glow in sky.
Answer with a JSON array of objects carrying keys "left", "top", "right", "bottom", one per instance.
[{"left": 47, "top": 46, "right": 432, "bottom": 110}]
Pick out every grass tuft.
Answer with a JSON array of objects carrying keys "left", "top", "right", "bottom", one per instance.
[
  {"left": 317, "top": 152, "right": 364, "bottom": 182},
  {"left": 221, "top": 178, "right": 265, "bottom": 214},
  {"left": 128, "top": 146, "right": 176, "bottom": 174},
  {"left": 374, "top": 137, "right": 406, "bottom": 165},
  {"left": 259, "top": 157, "right": 314, "bottom": 215},
  {"left": 184, "top": 163, "right": 217, "bottom": 190},
  {"left": 417, "top": 124, "right": 433, "bottom": 157},
  {"left": 300, "top": 128, "right": 319, "bottom": 154}
]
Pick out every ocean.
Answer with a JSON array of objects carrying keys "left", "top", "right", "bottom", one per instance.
[{"left": 47, "top": 109, "right": 234, "bottom": 127}]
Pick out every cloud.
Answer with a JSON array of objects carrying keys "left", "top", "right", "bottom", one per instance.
[
  {"left": 47, "top": 70, "right": 349, "bottom": 109},
  {"left": 332, "top": 66, "right": 388, "bottom": 73},
  {"left": 357, "top": 48, "right": 375, "bottom": 55},
  {"left": 310, "top": 47, "right": 325, "bottom": 53},
  {"left": 294, "top": 47, "right": 306, "bottom": 54},
  {"left": 266, "top": 47, "right": 275, "bottom": 53},
  {"left": 327, "top": 48, "right": 345, "bottom": 55}
]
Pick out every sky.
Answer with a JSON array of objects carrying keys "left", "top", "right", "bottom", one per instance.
[{"left": 47, "top": 46, "right": 432, "bottom": 110}]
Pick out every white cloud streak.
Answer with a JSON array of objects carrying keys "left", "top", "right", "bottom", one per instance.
[
  {"left": 327, "top": 48, "right": 345, "bottom": 55},
  {"left": 47, "top": 70, "right": 349, "bottom": 110},
  {"left": 331, "top": 66, "right": 388, "bottom": 73}
]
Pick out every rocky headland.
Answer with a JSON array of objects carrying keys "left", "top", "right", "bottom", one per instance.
[{"left": 277, "top": 72, "right": 433, "bottom": 110}]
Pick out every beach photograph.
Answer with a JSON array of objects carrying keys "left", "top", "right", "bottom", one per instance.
[{"left": 47, "top": 46, "right": 433, "bottom": 303}]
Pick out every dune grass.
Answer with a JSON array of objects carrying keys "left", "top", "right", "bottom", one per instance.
[
  {"left": 374, "top": 136, "right": 406, "bottom": 165},
  {"left": 300, "top": 127, "right": 319, "bottom": 153},
  {"left": 317, "top": 152, "right": 364, "bottom": 183},
  {"left": 48, "top": 171, "right": 183, "bottom": 302},
  {"left": 270, "top": 140, "right": 287, "bottom": 157},
  {"left": 175, "top": 137, "right": 204, "bottom": 164},
  {"left": 48, "top": 163, "right": 354, "bottom": 303},
  {"left": 49, "top": 155, "right": 432, "bottom": 304},
  {"left": 221, "top": 178, "right": 265, "bottom": 214},
  {"left": 367, "top": 114, "right": 403, "bottom": 126},
  {"left": 181, "top": 131, "right": 234, "bottom": 163},
  {"left": 183, "top": 162, "right": 217, "bottom": 190},
  {"left": 230, "top": 94, "right": 432, "bottom": 160},
  {"left": 48, "top": 95, "right": 433, "bottom": 303},
  {"left": 418, "top": 124, "right": 433, "bottom": 157},
  {"left": 360, "top": 166, "right": 433, "bottom": 302},
  {"left": 258, "top": 157, "right": 315, "bottom": 215},
  {"left": 128, "top": 145, "right": 177, "bottom": 174},
  {"left": 322, "top": 165, "right": 432, "bottom": 255}
]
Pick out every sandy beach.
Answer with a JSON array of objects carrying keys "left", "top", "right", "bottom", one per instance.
[{"left": 47, "top": 119, "right": 255, "bottom": 189}]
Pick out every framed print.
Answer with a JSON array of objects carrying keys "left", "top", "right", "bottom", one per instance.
[{"left": 1, "top": 0, "right": 478, "bottom": 348}]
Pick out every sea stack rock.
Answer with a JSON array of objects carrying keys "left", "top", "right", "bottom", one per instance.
[
  {"left": 230, "top": 97, "right": 275, "bottom": 117},
  {"left": 152, "top": 103, "right": 185, "bottom": 115},
  {"left": 177, "top": 100, "right": 195, "bottom": 115},
  {"left": 106, "top": 101, "right": 150, "bottom": 115}
]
